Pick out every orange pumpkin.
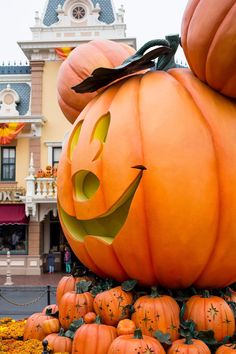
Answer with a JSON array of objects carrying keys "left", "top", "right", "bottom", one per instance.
[
  {"left": 44, "top": 330, "right": 72, "bottom": 354},
  {"left": 184, "top": 292, "right": 235, "bottom": 341},
  {"left": 83, "top": 311, "right": 97, "bottom": 324},
  {"left": 93, "top": 286, "right": 133, "bottom": 326},
  {"left": 72, "top": 320, "right": 117, "bottom": 354},
  {"left": 216, "top": 344, "right": 236, "bottom": 353},
  {"left": 42, "top": 304, "right": 59, "bottom": 315},
  {"left": 23, "top": 313, "right": 52, "bottom": 341},
  {"left": 56, "top": 275, "right": 89, "bottom": 305},
  {"left": 59, "top": 280, "right": 94, "bottom": 330},
  {"left": 131, "top": 287, "right": 180, "bottom": 341},
  {"left": 168, "top": 338, "right": 210, "bottom": 354},
  {"left": 57, "top": 65, "right": 236, "bottom": 289},
  {"left": 117, "top": 319, "right": 136, "bottom": 336},
  {"left": 36, "top": 169, "right": 45, "bottom": 178},
  {"left": 42, "top": 318, "right": 60, "bottom": 335},
  {"left": 57, "top": 39, "right": 135, "bottom": 124},
  {"left": 108, "top": 328, "right": 165, "bottom": 354},
  {"left": 181, "top": 0, "right": 236, "bottom": 98}
]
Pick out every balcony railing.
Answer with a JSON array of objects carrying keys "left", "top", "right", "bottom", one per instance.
[{"left": 21, "top": 153, "right": 57, "bottom": 217}]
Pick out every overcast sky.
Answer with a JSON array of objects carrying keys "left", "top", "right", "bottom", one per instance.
[{"left": 0, "top": 0, "right": 188, "bottom": 64}]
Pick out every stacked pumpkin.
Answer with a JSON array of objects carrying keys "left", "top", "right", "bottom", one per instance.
[
  {"left": 23, "top": 273, "right": 236, "bottom": 353},
  {"left": 27, "top": 0, "right": 236, "bottom": 352}
]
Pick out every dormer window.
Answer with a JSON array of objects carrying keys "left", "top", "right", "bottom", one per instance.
[
  {"left": 72, "top": 5, "right": 86, "bottom": 19},
  {"left": 0, "top": 84, "right": 20, "bottom": 116},
  {"left": 70, "top": 3, "right": 87, "bottom": 21}
]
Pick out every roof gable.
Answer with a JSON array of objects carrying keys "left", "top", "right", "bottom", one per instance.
[{"left": 43, "top": 0, "right": 115, "bottom": 26}]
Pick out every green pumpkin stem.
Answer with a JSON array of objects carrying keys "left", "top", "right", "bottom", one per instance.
[
  {"left": 201, "top": 290, "right": 211, "bottom": 298},
  {"left": 94, "top": 316, "right": 102, "bottom": 324},
  {"left": 155, "top": 34, "right": 180, "bottom": 71},
  {"left": 150, "top": 286, "right": 161, "bottom": 298},
  {"left": 184, "top": 334, "right": 193, "bottom": 345},
  {"left": 75, "top": 280, "right": 92, "bottom": 294},
  {"left": 58, "top": 328, "right": 65, "bottom": 337},
  {"left": 133, "top": 328, "right": 143, "bottom": 339}
]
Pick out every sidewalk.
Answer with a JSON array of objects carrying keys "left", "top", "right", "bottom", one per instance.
[
  {"left": 0, "top": 273, "right": 68, "bottom": 319},
  {"left": 0, "top": 272, "right": 65, "bottom": 287}
]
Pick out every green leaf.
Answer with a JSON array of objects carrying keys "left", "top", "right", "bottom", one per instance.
[
  {"left": 121, "top": 279, "right": 137, "bottom": 292},
  {"left": 180, "top": 303, "right": 186, "bottom": 322},
  {"left": 76, "top": 280, "right": 92, "bottom": 294},
  {"left": 67, "top": 318, "right": 84, "bottom": 333},
  {"left": 197, "top": 330, "right": 217, "bottom": 345},
  {"left": 154, "top": 330, "right": 172, "bottom": 345},
  {"left": 64, "top": 329, "right": 75, "bottom": 339}
]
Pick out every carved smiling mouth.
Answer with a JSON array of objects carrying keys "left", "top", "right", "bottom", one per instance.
[{"left": 58, "top": 166, "right": 146, "bottom": 244}]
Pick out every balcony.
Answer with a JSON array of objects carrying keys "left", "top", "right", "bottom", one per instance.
[{"left": 21, "top": 153, "right": 57, "bottom": 218}]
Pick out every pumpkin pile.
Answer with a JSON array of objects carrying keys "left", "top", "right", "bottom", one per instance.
[
  {"left": 21, "top": 273, "right": 236, "bottom": 353},
  {"left": 27, "top": 0, "right": 236, "bottom": 352}
]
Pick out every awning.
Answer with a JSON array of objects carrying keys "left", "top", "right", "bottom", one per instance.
[{"left": 0, "top": 204, "right": 29, "bottom": 225}]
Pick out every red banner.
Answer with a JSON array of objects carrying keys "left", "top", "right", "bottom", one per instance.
[
  {"left": 55, "top": 47, "right": 75, "bottom": 60},
  {"left": 0, "top": 123, "right": 25, "bottom": 145}
]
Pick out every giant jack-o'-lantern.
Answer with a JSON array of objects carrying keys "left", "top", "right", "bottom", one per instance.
[{"left": 57, "top": 39, "right": 236, "bottom": 289}]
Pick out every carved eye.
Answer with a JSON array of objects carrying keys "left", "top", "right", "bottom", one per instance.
[
  {"left": 74, "top": 170, "right": 100, "bottom": 201},
  {"left": 69, "top": 119, "right": 83, "bottom": 160},
  {"left": 91, "top": 112, "right": 110, "bottom": 161}
]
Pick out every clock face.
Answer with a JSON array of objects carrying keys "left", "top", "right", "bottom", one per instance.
[
  {"left": 72, "top": 5, "right": 86, "bottom": 20},
  {"left": 3, "top": 94, "right": 14, "bottom": 105}
]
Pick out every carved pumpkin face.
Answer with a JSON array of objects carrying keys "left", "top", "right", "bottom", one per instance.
[{"left": 57, "top": 69, "right": 236, "bottom": 288}]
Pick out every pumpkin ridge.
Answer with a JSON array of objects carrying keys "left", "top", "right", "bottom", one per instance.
[
  {"left": 181, "top": 0, "right": 201, "bottom": 74},
  {"left": 168, "top": 69, "right": 222, "bottom": 285},
  {"left": 205, "top": 2, "right": 236, "bottom": 88},
  {"left": 136, "top": 74, "right": 158, "bottom": 284},
  {"left": 58, "top": 85, "right": 80, "bottom": 112}
]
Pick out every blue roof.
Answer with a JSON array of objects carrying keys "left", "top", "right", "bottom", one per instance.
[
  {"left": 0, "top": 83, "right": 31, "bottom": 116},
  {"left": 0, "top": 66, "right": 31, "bottom": 75},
  {"left": 43, "top": 0, "right": 115, "bottom": 26}
]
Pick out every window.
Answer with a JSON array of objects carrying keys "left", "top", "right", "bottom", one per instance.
[
  {"left": 0, "top": 224, "right": 28, "bottom": 255},
  {"left": 1, "top": 147, "right": 16, "bottom": 181},
  {"left": 52, "top": 146, "right": 62, "bottom": 168}
]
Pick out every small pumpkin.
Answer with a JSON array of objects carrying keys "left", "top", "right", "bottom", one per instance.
[
  {"left": 23, "top": 313, "right": 52, "bottom": 341},
  {"left": 131, "top": 287, "right": 180, "bottom": 341},
  {"left": 72, "top": 317, "right": 117, "bottom": 354},
  {"left": 59, "top": 280, "right": 94, "bottom": 330},
  {"left": 216, "top": 343, "right": 236, "bottom": 353},
  {"left": 168, "top": 337, "right": 210, "bottom": 354},
  {"left": 93, "top": 286, "right": 133, "bottom": 326},
  {"left": 117, "top": 319, "right": 136, "bottom": 336},
  {"left": 42, "top": 318, "right": 60, "bottom": 335},
  {"left": 57, "top": 39, "right": 135, "bottom": 124},
  {"left": 108, "top": 328, "right": 165, "bottom": 354},
  {"left": 83, "top": 311, "right": 97, "bottom": 324},
  {"left": 183, "top": 291, "right": 235, "bottom": 341},
  {"left": 181, "top": 0, "right": 236, "bottom": 98},
  {"left": 36, "top": 169, "right": 45, "bottom": 178},
  {"left": 44, "top": 329, "right": 72, "bottom": 354}
]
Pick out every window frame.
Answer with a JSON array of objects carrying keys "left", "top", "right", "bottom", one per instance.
[
  {"left": 52, "top": 146, "right": 62, "bottom": 168},
  {"left": 1, "top": 146, "right": 16, "bottom": 181}
]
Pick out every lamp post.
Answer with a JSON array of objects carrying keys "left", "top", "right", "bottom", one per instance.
[{"left": 4, "top": 250, "right": 14, "bottom": 286}]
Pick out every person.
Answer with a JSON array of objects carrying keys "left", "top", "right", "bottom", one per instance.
[
  {"left": 12, "top": 231, "right": 20, "bottom": 249},
  {"left": 47, "top": 249, "right": 55, "bottom": 273},
  {"left": 64, "top": 246, "right": 71, "bottom": 273}
]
